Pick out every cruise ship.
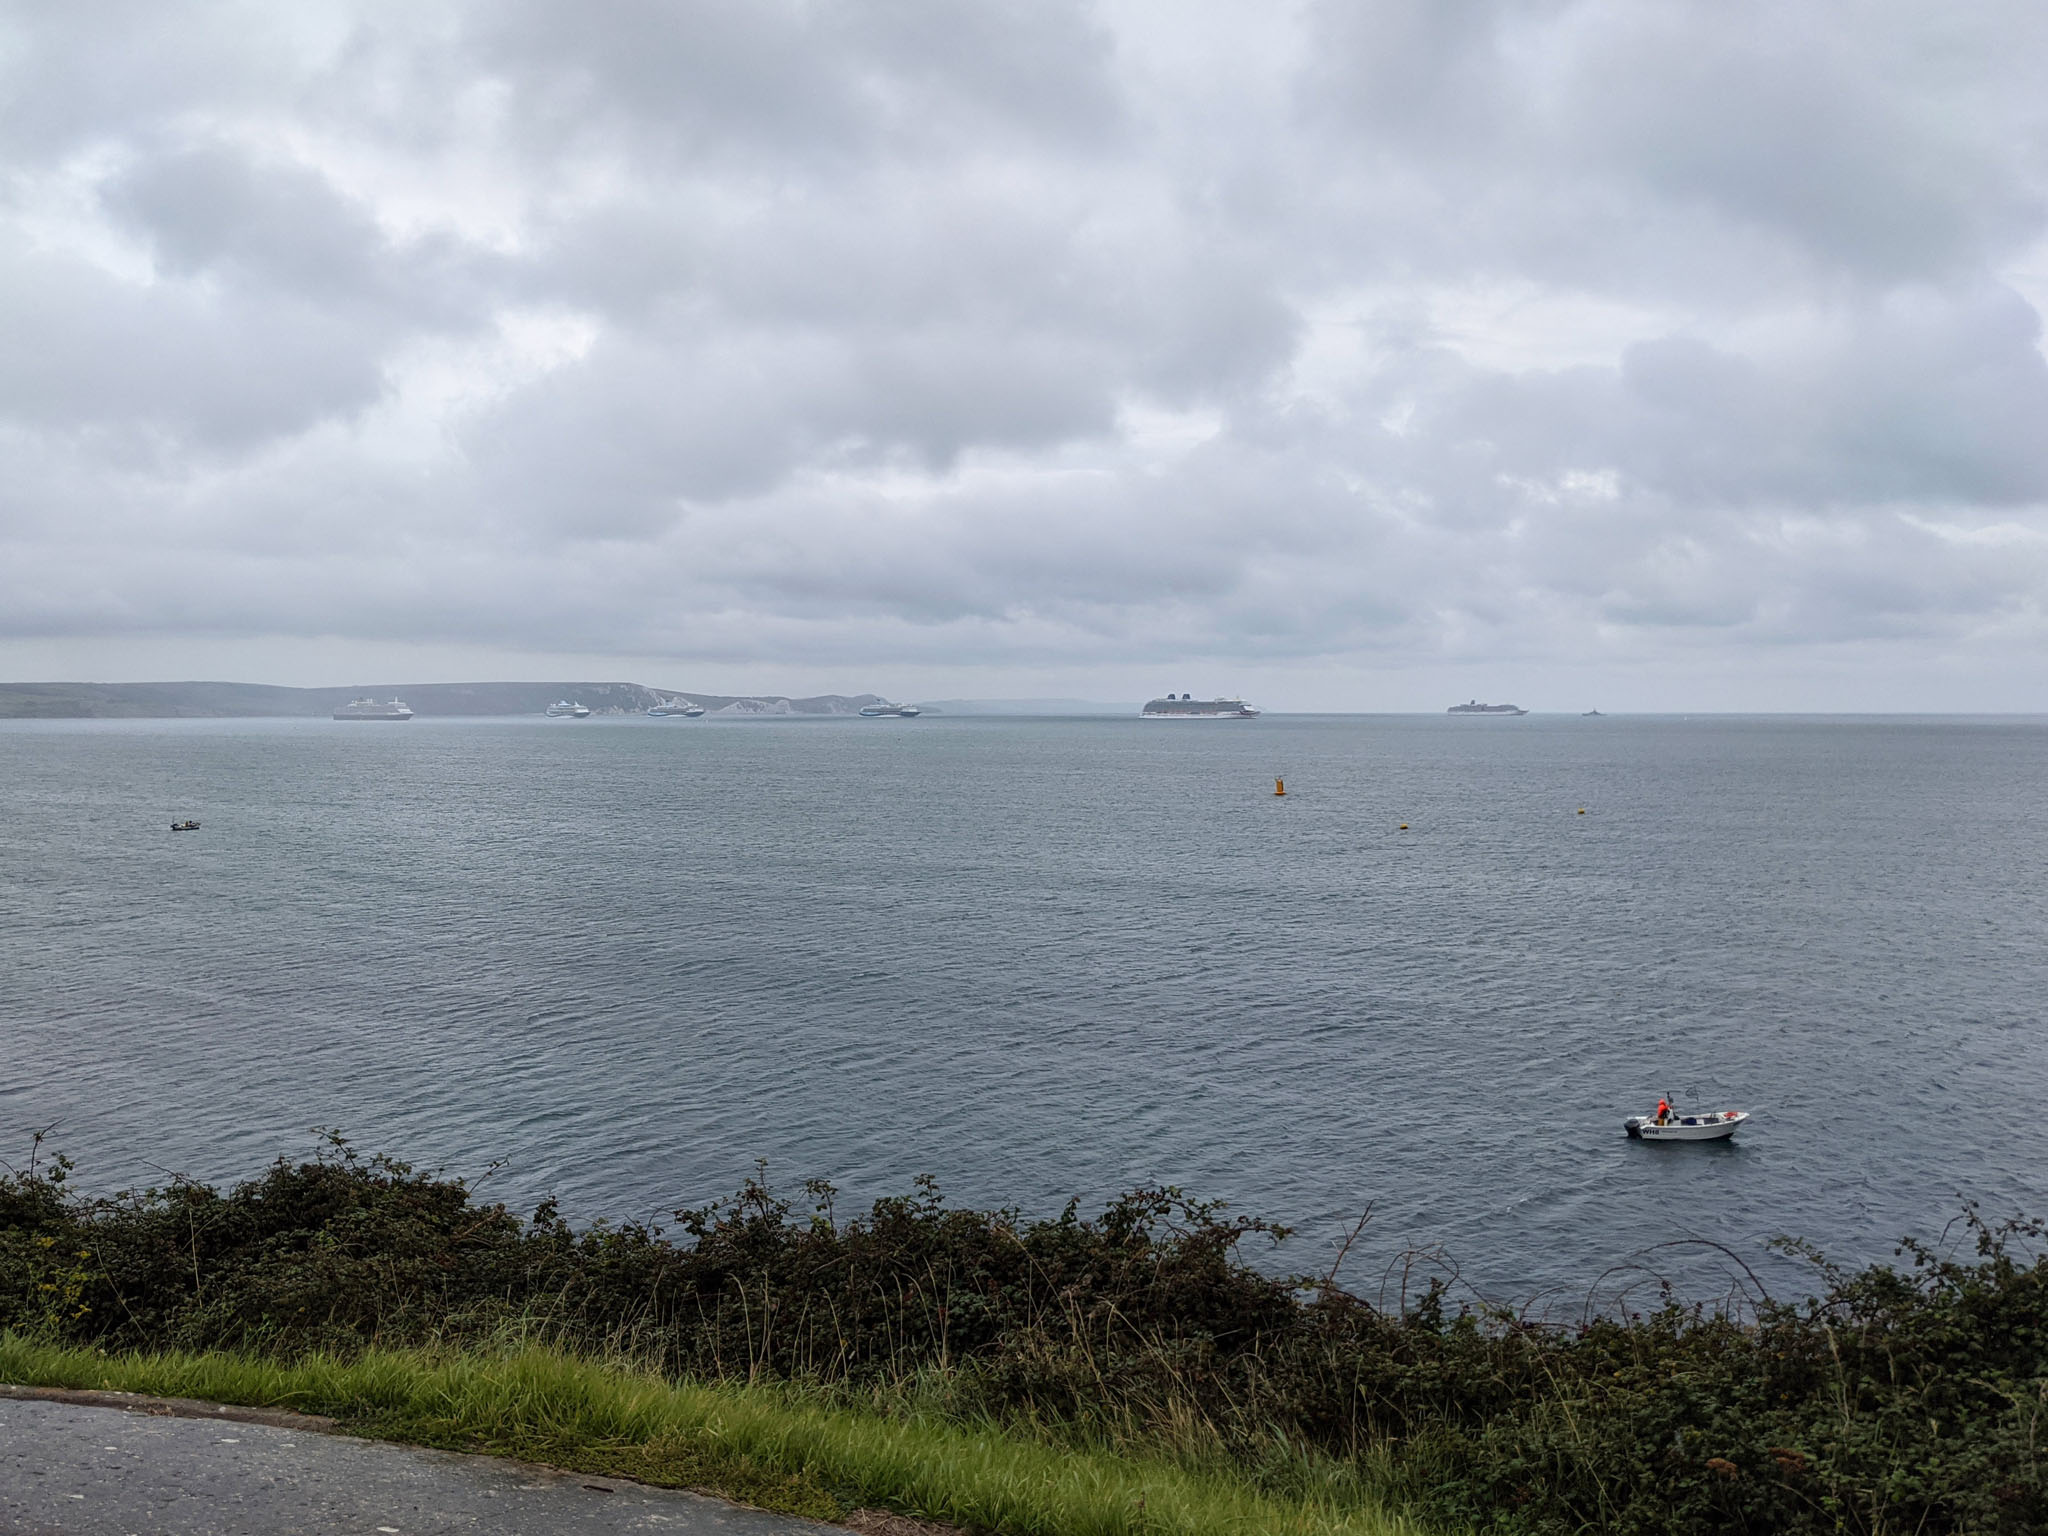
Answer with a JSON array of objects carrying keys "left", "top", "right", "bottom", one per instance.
[
  {"left": 1141, "top": 694, "right": 1261, "bottom": 718},
  {"left": 545, "top": 700, "right": 591, "bottom": 718},
  {"left": 647, "top": 699, "right": 705, "bottom": 717},
  {"left": 332, "top": 697, "right": 413, "bottom": 721},
  {"left": 858, "top": 702, "right": 922, "bottom": 717},
  {"left": 1447, "top": 700, "right": 1528, "bottom": 716}
]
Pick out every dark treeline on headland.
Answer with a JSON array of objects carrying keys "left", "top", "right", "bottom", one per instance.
[{"left": 3, "top": 1139, "right": 2042, "bottom": 1535}]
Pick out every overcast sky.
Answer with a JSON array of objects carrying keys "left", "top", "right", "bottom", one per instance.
[{"left": 4, "top": 1, "right": 2047, "bottom": 709}]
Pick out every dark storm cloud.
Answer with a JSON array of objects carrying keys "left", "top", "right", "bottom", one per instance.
[{"left": 3, "top": 0, "right": 2047, "bottom": 690}]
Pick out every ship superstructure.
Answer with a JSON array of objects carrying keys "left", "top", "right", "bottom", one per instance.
[{"left": 332, "top": 697, "right": 414, "bottom": 721}]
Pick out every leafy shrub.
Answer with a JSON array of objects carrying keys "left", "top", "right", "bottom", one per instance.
[{"left": 2, "top": 1136, "right": 2041, "bottom": 1535}]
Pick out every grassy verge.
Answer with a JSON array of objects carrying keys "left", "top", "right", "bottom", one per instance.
[
  {"left": 0, "top": 1334, "right": 1432, "bottom": 1536},
  {"left": 10, "top": 1144, "right": 2043, "bottom": 1531}
]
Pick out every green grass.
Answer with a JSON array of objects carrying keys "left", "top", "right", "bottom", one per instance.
[{"left": 0, "top": 1334, "right": 1436, "bottom": 1536}]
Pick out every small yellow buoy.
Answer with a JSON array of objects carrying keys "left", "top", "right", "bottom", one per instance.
[
  {"left": 1274, "top": 778, "right": 1286, "bottom": 796},
  {"left": 1577, "top": 807, "right": 1586, "bottom": 815},
  {"left": 1398, "top": 822, "right": 1408, "bottom": 830}
]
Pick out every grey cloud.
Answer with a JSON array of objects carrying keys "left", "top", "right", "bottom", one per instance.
[
  {"left": 0, "top": 247, "right": 388, "bottom": 445},
  {"left": 475, "top": 0, "right": 1121, "bottom": 168},
  {"left": 1303, "top": 0, "right": 2048, "bottom": 291},
  {"left": 1302, "top": 0, "right": 1533, "bottom": 154},
  {"left": 105, "top": 145, "right": 389, "bottom": 298},
  {"left": 3, "top": 0, "right": 2048, "bottom": 698},
  {"left": 468, "top": 315, "right": 1125, "bottom": 527},
  {"left": 0, "top": 2, "right": 271, "bottom": 158},
  {"left": 1568, "top": 9, "right": 2048, "bottom": 283},
  {"left": 1439, "top": 284, "right": 2048, "bottom": 508}
]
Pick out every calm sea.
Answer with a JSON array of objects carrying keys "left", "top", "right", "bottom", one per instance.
[{"left": 3, "top": 713, "right": 2044, "bottom": 1307}]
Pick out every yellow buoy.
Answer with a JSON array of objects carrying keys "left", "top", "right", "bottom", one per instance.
[
  {"left": 1398, "top": 822, "right": 1408, "bottom": 830},
  {"left": 1577, "top": 807, "right": 1586, "bottom": 815},
  {"left": 1274, "top": 778, "right": 1286, "bottom": 796}
]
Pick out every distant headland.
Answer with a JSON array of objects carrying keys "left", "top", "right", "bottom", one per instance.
[{"left": 0, "top": 680, "right": 903, "bottom": 720}]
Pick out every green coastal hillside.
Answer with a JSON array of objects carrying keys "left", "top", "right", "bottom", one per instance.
[{"left": 0, "top": 681, "right": 890, "bottom": 718}]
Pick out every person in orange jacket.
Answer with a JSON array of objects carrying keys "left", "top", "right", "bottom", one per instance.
[{"left": 1656, "top": 1096, "right": 1672, "bottom": 1125}]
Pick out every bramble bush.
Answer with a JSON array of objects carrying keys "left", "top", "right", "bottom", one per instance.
[{"left": 2, "top": 1135, "right": 2040, "bottom": 1535}]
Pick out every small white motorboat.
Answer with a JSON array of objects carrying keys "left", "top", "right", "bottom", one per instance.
[{"left": 1624, "top": 1107, "right": 1749, "bottom": 1141}]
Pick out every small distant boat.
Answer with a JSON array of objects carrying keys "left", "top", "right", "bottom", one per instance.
[
  {"left": 1625, "top": 1107, "right": 1749, "bottom": 1141},
  {"left": 1447, "top": 700, "right": 1527, "bottom": 716},
  {"left": 171, "top": 820, "right": 200, "bottom": 832},
  {"left": 546, "top": 700, "right": 591, "bottom": 719},
  {"left": 1582, "top": 709, "right": 1604, "bottom": 717}
]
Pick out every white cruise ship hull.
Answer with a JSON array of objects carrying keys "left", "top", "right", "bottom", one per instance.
[
  {"left": 1141, "top": 695, "right": 1260, "bottom": 718},
  {"left": 332, "top": 699, "right": 413, "bottom": 720}
]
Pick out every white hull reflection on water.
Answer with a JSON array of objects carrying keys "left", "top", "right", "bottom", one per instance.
[{"left": 3, "top": 713, "right": 2045, "bottom": 1304}]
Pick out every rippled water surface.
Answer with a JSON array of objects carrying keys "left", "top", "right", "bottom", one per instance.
[{"left": 4, "top": 713, "right": 2044, "bottom": 1303}]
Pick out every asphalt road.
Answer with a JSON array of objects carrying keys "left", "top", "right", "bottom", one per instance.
[{"left": 0, "top": 1392, "right": 835, "bottom": 1536}]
